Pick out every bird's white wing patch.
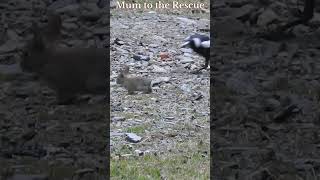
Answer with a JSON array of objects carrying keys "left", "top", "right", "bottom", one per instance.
[
  {"left": 201, "top": 41, "right": 210, "bottom": 48},
  {"left": 193, "top": 38, "right": 201, "bottom": 48},
  {"left": 180, "top": 41, "right": 190, "bottom": 48},
  {"left": 184, "top": 36, "right": 191, "bottom": 41}
]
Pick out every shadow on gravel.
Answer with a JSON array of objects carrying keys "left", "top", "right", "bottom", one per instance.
[
  {"left": 0, "top": 0, "right": 110, "bottom": 179},
  {"left": 212, "top": 0, "right": 320, "bottom": 179}
]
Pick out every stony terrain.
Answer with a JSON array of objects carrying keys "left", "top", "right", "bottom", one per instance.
[
  {"left": 110, "top": 6, "right": 210, "bottom": 180},
  {"left": 212, "top": 0, "right": 320, "bottom": 179},
  {"left": 0, "top": 0, "right": 108, "bottom": 179}
]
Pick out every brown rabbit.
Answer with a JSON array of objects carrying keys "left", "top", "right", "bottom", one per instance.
[
  {"left": 116, "top": 65, "right": 152, "bottom": 95},
  {"left": 20, "top": 13, "right": 107, "bottom": 104}
]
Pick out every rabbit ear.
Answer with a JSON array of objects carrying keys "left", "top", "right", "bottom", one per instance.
[{"left": 46, "top": 12, "right": 62, "bottom": 38}]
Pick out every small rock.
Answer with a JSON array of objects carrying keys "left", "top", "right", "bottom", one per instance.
[
  {"left": 0, "top": 40, "right": 20, "bottom": 53},
  {"left": 56, "top": 4, "right": 80, "bottom": 14},
  {"left": 232, "top": 4, "right": 256, "bottom": 20},
  {"left": 152, "top": 65, "right": 167, "bottom": 73},
  {"left": 81, "top": 11, "right": 102, "bottom": 21},
  {"left": 21, "top": 130, "right": 37, "bottom": 141},
  {"left": 133, "top": 55, "right": 150, "bottom": 61},
  {"left": 9, "top": 82, "right": 39, "bottom": 98},
  {"left": 111, "top": 132, "right": 124, "bottom": 136},
  {"left": 149, "top": 44, "right": 159, "bottom": 48},
  {"left": 7, "top": 30, "right": 20, "bottom": 41},
  {"left": 264, "top": 98, "right": 281, "bottom": 111},
  {"left": 192, "top": 92, "right": 204, "bottom": 101},
  {"left": 277, "top": 51, "right": 289, "bottom": 58},
  {"left": 125, "top": 133, "right": 142, "bottom": 143},
  {"left": 292, "top": 24, "right": 310, "bottom": 37},
  {"left": 165, "top": 117, "right": 174, "bottom": 120},
  {"left": 62, "top": 22, "right": 78, "bottom": 31},
  {"left": 109, "top": 0, "right": 116, "bottom": 8},
  {"left": 151, "top": 77, "right": 170, "bottom": 86},
  {"left": 113, "top": 22, "right": 129, "bottom": 29},
  {"left": 179, "top": 56, "right": 194, "bottom": 64},
  {"left": 134, "top": 149, "right": 144, "bottom": 156},
  {"left": 257, "top": 9, "right": 278, "bottom": 26},
  {"left": 114, "top": 38, "right": 124, "bottom": 45},
  {"left": 144, "top": 150, "right": 151, "bottom": 155},
  {"left": 153, "top": 35, "right": 167, "bottom": 42},
  {"left": 93, "top": 28, "right": 109, "bottom": 35},
  {"left": 180, "top": 84, "right": 192, "bottom": 93},
  {"left": 183, "top": 53, "right": 193, "bottom": 57},
  {"left": 112, "top": 116, "right": 126, "bottom": 122},
  {"left": 177, "top": 17, "right": 197, "bottom": 25},
  {"left": 180, "top": 48, "right": 193, "bottom": 53}
]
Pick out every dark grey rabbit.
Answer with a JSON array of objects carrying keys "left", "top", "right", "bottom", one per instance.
[
  {"left": 20, "top": 13, "right": 107, "bottom": 104},
  {"left": 116, "top": 65, "right": 152, "bottom": 94}
]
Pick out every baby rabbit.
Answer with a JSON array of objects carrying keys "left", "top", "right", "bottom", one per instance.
[
  {"left": 116, "top": 65, "right": 152, "bottom": 94},
  {"left": 20, "top": 13, "right": 107, "bottom": 104}
]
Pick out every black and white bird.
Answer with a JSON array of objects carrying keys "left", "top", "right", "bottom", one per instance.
[{"left": 181, "top": 34, "right": 210, "bottom": 73}]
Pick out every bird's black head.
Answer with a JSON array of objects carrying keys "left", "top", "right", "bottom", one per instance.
[
  {"left": 181, "top": 34, "right": 210, "bottom": 49},
  {"left": 181, "top": 34, "right": 210, "bottom": 59}
]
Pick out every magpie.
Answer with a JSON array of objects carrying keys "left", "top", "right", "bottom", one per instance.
[{"left": 180, "top": 34, "right": 210, "bottom": 73}]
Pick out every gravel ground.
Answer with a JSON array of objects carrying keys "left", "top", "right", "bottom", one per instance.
[{"left": 110, "top": 7, "right": 210, "bottom": 176}]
